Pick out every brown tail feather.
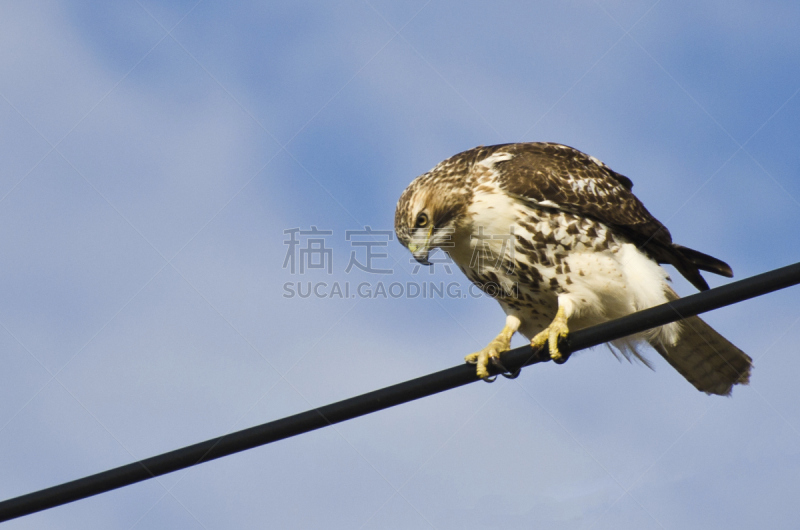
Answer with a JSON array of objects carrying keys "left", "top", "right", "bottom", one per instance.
[
  {"left": 651, "top": 317, "right": 751, "bottom": 395},
  {"left": 650, "top": 288, "right": 753, "bottom": 396},
  {"left": 652, "top": 288, "right": 751, "bottom": 395}
]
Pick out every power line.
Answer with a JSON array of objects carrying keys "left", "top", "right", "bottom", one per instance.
[{"left": 1, "top": 261, "right": 799, "bottom": 523}]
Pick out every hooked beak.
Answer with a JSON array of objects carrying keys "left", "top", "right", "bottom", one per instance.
[{"left": 407, "top": 225, "right": 434, "bottom": 265}]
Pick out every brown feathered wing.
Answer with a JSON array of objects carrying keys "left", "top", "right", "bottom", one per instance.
[{"left": 489, "top": 142, "right": 732, "bottom": 291}]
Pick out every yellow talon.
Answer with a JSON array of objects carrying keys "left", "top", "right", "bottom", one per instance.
[
  {"left": 466, "top": 324, "right": 516, "bottom": 378},
  {"left": 530, "top": 306, "right": 569, "bottom": 361}
]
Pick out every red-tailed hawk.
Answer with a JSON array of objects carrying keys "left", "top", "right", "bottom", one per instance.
[{"left": 395, "top": 142, "right": 751, "bottom": 395}]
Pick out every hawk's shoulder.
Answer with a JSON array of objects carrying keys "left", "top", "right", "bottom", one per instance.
[{"left": 499, "top": 142, "right": 634, "bottom": 191}]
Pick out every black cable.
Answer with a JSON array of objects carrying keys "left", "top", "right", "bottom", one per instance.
[{"left": 1, "top": 261, "right": 799, "bottom": 523}]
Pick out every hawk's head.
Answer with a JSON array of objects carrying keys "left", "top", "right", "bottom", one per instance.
[{"left": 395, "top": 165, "right": 472, "bottom": 265}]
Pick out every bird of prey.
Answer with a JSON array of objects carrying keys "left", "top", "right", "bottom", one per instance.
[{"left": 395, "top": 142, "right": 751, "bottom": 395}]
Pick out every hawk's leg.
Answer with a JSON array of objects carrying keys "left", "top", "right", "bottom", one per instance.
[
  {"left": 530, "top": 304, "right": 570, "bottom": 361},
  {"left": 466, "top": 315, "right": 520, "bottom": 378}
]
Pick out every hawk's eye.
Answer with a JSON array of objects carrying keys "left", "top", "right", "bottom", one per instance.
[{"left": 415, "top": 213, "right": 429, "bottom": 228}]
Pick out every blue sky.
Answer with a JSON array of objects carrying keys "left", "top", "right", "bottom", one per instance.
[{"left": 1, "top": 1, "right": 799, "bottom": 528}]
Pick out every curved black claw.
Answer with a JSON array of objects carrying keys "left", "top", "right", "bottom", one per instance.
[
  {"left": 490, "top": 357, "right": 521, "bottom": 380},
  {"left": 552, "top": 340, "right": 572, "bottom": 364}
]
